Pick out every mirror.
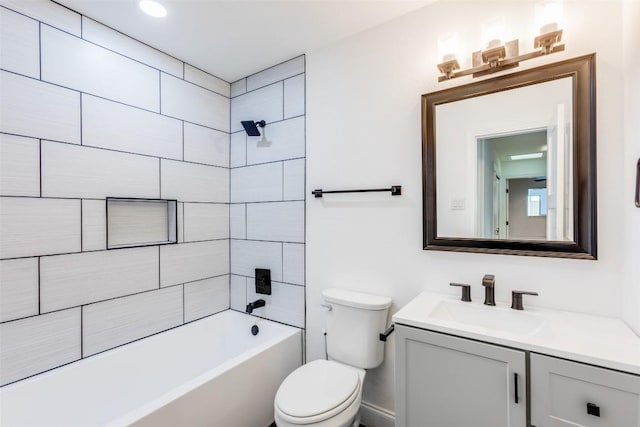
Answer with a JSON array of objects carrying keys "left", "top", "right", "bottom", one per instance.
[{"left": 422, "top": 54, "right": 596, "bottom": 259}]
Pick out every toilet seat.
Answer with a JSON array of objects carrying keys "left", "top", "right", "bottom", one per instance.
[{"left": 275, "top": 360, "right": 361, "bottom": 425}]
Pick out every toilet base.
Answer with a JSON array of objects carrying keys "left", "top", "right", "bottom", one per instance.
[{"left": 274, "top": 406, "right": 361, "bottom": 427}]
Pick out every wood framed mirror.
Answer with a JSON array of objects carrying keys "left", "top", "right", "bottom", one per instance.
[{"left": 422, "top": 54, "right": 596, "bottom": 259}]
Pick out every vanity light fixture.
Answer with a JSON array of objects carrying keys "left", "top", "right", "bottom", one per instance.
[
  {"left": 510, "top": 152, "right": 544, "bottom": 161},
  {"left": 437, "top": 1, "right": 565, "bottom": 82},
  {"left": 139, "top": 0, "right": 167, "bottom": 18}
]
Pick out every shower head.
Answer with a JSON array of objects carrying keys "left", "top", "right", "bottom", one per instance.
[{"left": 241, "top": 120, "right": 266, "bottom": 136}]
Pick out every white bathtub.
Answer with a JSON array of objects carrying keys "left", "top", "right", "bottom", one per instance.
[{"left": 0, "top": 310, "right": 302, "bottom": 427}]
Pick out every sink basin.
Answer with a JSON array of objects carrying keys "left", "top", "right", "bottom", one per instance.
[
  {"left": 393, "top": 291, "right": 640, "bottom": 375},
  {"left": 428, "top": 300, "right": 547, "bottom": 336}
]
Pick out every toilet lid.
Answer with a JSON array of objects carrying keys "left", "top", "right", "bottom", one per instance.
[{"left": 275, "top": 360, "right": 360, "bottom": 418}]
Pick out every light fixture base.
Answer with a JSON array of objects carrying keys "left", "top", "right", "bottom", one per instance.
[
  {"left": 534, "top": 29, "right": 563, "bottom": 54},
  {"left": 437, "top": 59, "right": 461, "bottom": 80}
]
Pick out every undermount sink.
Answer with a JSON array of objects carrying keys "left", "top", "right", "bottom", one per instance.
[{"left": 428, "top": 300, "right": 548, "bottom": 336}]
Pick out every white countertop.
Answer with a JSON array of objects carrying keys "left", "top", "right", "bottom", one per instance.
[{"left": 393, "top": 291, "right": 640, "bottom": 375}]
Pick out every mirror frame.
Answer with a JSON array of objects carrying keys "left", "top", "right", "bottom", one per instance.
[{"left": 422, "top": 54, "right": 597, "bottom": 259}]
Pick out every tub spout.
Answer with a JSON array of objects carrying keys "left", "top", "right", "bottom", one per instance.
[{"left": 246, "top": 299, "right": 265, "bottom": 314}]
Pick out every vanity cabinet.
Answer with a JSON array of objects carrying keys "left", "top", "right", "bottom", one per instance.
[
  {"left": 395, "top": 324, "right": 640, "bottom": 427},
  {"left": 395, "top": 325, "right": 527, "bottom": 427},
  {"left": 530, "top": 354, "right": 640, "bottom": 427}
]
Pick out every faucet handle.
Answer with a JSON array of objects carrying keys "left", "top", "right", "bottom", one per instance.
[
  {"left": 511, "top": 291, "right": 538, "bottom": 310},
  {"left": 449, "top": 283, "right": 472, "bottom": 302},
  {"left": 482, "top": 274, "right": 495, "bottom": 287}
]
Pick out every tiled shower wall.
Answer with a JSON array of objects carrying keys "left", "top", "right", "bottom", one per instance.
[
  {"left": 0, "top": 1, "right": 231, "bottom": 386},
  {"left": 229, "top": 57, "right": 306, "bottom": 328}
]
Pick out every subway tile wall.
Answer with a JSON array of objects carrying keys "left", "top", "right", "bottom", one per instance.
[
  {"left": 0, "top": 1, "right": 231, "bottom": 386},
  {"left": 229, "top": 56, "right": 306, "bottom": 329}
]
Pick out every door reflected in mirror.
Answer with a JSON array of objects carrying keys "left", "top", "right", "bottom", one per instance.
[{"left": 477, "top": 128, "right": 572, "bottom": 242}]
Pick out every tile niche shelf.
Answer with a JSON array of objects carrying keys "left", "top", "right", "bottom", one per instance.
[{"left": 106, "top": 198, "right": 178, "bottom": 250}]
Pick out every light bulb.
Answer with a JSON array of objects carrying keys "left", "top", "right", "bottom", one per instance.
[{"left": 139, "top": 0, "right": 167, "bottom": 18}]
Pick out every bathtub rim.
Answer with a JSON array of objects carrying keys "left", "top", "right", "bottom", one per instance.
[
  {"left": 108, "top": 310, "right": 302, "bottom": 426},
  {"left": 0, "top": 309, "right": 302, "bottom": 427}
]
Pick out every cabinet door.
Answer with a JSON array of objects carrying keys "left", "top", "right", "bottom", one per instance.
[
  {"left": 395, "top": 325, "right": 527, "bottom": 427},
  {"left": 531, "top": 354, "right": 640, "bottom": 427}
]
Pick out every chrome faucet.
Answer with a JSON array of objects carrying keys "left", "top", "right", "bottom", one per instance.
[
  {"left": 246, "top": 299, "right": 265, "bottom": 314},
  {"left": 482, "top": 274, "right": 496, "bottom": 306}
]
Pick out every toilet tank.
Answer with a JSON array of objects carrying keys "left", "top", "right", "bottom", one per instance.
[{"left": 322, "top": 288, "right": 392, "bottom": 369}]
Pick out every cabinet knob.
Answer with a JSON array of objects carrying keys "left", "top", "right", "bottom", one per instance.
[{"left": 586, "top": 402, "right": 601, "bottom": 417}]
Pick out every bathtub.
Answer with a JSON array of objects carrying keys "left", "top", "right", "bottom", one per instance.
[{"left": 0, "top": 310, "right": 302, "bottom": 427}]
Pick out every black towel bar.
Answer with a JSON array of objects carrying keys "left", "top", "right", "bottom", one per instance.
[
  {"left": 312, "top": 186, "right": 401, "bottom": 198},
  {"left": 635, "top": 158, "right": 639, "bottom": 208}
]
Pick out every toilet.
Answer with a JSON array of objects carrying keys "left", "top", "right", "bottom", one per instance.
[{"left": 274, "top": 288, "right": 392, "bottom": 427}]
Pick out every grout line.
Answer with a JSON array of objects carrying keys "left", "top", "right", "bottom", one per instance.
[
  {"left": 79, "top": 200, "right": 83, "bottom": 252},
  {"left": 231, "top": 155, "right": 306, "bottom": 170},
  {"left": 0, "top": 237, "right": 230, "bottom": 262},
  {"left": 2, "top": 3, "right": 231, "bottom": 88},
  {"left": 4, "top": 304, "right": 304, "bottom": 387},
  {"left": 237, "top": 71, "right": 305, "bottom": 98},
  {"left": 158, "top": 71, "right": 162, "bottom": 114},
  {"left": 37, "top": 257, "right": 41, "bottom": 314},
  {"left": 0, "top": 69, "right": 230, "bottom": 134},
  {"left": 0, "top": 280, "right": 207, "bottom": 327},
  {"left": 79, "top": 93, "right": 83, "bottom": 145},
  {"left": 38, "top": 139, "right": 42, "bottom": 197},
  {"left": 158, "top": 246, "right": 161, "bottom": 289},
  {"left": 158, "top": 158, "right": 162, "bottom": 198},
  {"left": 0, "top": 194, "right": 232, "bottom": 205},
  {"left": 182, "top": 284, "right": 185, "bottom": 324},
  {"left": 38, "top": 22, "right": 42, "bottom": 80},
  {"left": 57, "top": 1, "right": 230, "bottom": 83},
  {"left": 40, "top": 19, "right": 231, "bottom": 96},
  {"left": 229, "top": 114, "right": 304, "bottom": 136},
  {"left": 80, "top": 307, "right": 83, "bottom": 358},
  {"left": 182, "top": 121, "right": 185, "bottom": 161}
]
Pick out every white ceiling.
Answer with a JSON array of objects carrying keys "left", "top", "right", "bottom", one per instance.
[{"left": 57, "top": 0, "right": 431, "bottom": 82}]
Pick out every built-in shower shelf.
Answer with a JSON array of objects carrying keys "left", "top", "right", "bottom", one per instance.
[{"left": 106, "top": 198, "right": 178, "bottom": 250}]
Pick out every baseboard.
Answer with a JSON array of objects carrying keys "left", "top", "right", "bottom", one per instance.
[{"left": 360, "top": 400, "right": 395, "bottom": 427}]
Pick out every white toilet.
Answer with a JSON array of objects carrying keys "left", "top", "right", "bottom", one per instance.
[{"left": 274, "top": 288, "right": 392, "bottom": 427}]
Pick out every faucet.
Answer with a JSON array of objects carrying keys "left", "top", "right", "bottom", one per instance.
[
  {"left": 246, "top": 299, "right": 266, "bottom": 314},
  {"left": 482, "top": 274, "right": 496, "bottom": 306}
]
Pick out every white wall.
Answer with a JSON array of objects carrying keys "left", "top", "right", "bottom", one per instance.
[
  {"left": 306, "top": 0, "right": 628, "bottom": 421},
  {"left": 622, "top": 0, "right": 640, "bottom": 335}
]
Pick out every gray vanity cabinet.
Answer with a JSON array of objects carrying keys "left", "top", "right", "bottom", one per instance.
[
  {"left": 395, "top": 325, "right": 527, "bottom": 427},
  {"left": 530, "top": 354, "right": 640, "bottom": 427}
]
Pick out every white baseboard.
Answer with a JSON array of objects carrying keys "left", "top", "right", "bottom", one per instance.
[{"left": 360, "top": 401, "right": 395, "bottom": 427}]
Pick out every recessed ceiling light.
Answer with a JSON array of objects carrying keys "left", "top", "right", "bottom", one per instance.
[
  {"left": 139, "top": 0, "right": 167, "bottom": 18},
  {"left": 510, "top": 152, "right": 544, "bottom": 160}
]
